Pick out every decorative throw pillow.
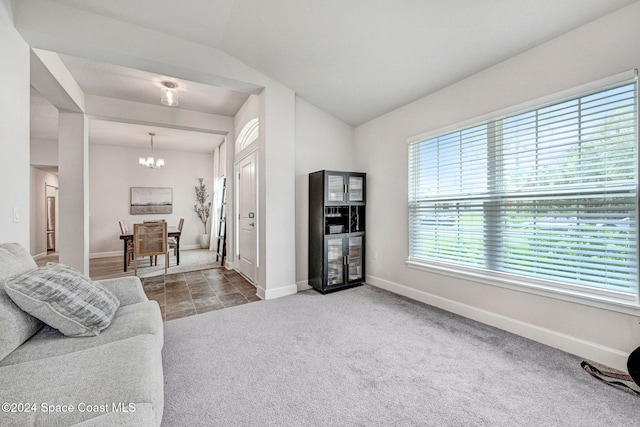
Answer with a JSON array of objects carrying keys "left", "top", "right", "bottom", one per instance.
[{"left": 4, "top": 263, "right": 120, "bottom": 337}]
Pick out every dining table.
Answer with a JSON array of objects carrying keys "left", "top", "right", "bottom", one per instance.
[{"left": 119, "top": 226, "right": 181, "bottom": 272}]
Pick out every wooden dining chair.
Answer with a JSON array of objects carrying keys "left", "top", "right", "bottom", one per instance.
[
  {"left": 118, "top": 220, "right": 134, "bottom": 266},
  {"left": 168, "top": 218, "right": 184, "bottom": 257},
  {"left": 138, "top": 219, "right": 166, "bottom": 265},
  {"left": 133, "top": 221, "right": 169, "bottom": 276}
]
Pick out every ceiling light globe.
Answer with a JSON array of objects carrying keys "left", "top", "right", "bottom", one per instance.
[{"left": 161, "top": 81, "right": 179, "bottom": 107}]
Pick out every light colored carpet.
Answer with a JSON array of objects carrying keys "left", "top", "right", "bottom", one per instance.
[{"left": 162, "top": 285, "right": 639, "bottom": 426}]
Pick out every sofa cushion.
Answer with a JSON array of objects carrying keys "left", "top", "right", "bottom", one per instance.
[
  {"left": 0, "top": 288, "right": 43, "bottom": 362},
  {"left": 0, "top": 335, "right": 164, "bottom": 426},
  {"left": 0, "top": 243, "right": 39, "bottom": 280},
  {"left": 0, "top": 300, "right": 163, "bottom": 367},
  {"left": 4, "top": 263, "right": 120, "bottom": 337},
  {"left": 99, "top": 276, "right": 149, "bottom": 306},
  {"left": 0, "top": 244, "right": 44, "bottom": 361},
  {"left": 68, "top": 404, "right": 157, "bottom": 426}
]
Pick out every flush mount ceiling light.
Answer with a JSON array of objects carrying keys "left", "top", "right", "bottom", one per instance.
[
  {"left": 139, "top": 132, "right": 164, "bottom": 168},
  {"left": 160, "top": 81, "right": 179, "bottom": 107}
]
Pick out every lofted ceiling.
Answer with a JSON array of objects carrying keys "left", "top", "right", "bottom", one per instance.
[
  {"left": 30, "top": 0, "right": 639, "bottom": 156},
  {"left": 44, "top": 0, "right": 639, "bottom": 127}
]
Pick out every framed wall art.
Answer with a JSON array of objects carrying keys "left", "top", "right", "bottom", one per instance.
[{"left": 130, "top": 187, "right": 173, "bottom": 214}]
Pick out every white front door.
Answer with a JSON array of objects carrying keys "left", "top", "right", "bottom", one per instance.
[{"left": 237, "top": 151, "right": 257, "bottom": 283}]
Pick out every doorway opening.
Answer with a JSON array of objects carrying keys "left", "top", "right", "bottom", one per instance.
[{"left": 45, "top": 183, "right": 59, "bottom": 254}]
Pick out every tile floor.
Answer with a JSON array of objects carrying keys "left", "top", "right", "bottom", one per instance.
[{"left": 141, "top": 268, "right": 260, "bottom": 321}]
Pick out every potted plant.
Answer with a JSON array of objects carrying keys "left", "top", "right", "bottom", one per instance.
[{"left": 193, "top": 178, "right": 212, "bottom": 249}]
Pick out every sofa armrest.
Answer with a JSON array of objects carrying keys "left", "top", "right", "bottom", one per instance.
[{"left": 97, "top": 277, "right": 148, "bottom": 306}]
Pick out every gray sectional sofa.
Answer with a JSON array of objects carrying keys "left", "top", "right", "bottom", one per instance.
[{"left": 0, "top": 243, "right": 164, "bottom": 426}]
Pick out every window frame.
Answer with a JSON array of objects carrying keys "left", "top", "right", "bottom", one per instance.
[{"left": 406, "top": 71, "right": 640, "bottom": 315}]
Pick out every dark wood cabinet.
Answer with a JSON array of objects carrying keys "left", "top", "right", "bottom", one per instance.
[{"left": 309, "top": 170, "right": 365, "bottom": 293}]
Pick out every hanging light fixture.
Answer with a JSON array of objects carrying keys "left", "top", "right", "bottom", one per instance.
[
  {"left": 139, "top": 133, "right": 165, "bottom": 168},
  {"left": 160, "top": 81, "right": 179, "bottom": 107}
]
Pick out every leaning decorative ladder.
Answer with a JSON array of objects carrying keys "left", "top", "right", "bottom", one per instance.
[{"left": 215, "top": 177, "right": 227, "bottom": 266}]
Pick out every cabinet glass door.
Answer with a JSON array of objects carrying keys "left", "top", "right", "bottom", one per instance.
[
  {"left": 348, "top": 176, "right": 364, "bottom": 202},
  {"left": 327, "top": 174, "right": 345, "bottom": 203},
  {"left": 348, "top": 235, "right": 363, "bottom": 282},
  {"left": 326, "top": 238, "right": 344, "bottom": 286}
]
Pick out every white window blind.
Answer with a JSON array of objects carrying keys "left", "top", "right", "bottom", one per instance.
[{"left": 408, "top": 81, "right": 638, "bottom": 301}]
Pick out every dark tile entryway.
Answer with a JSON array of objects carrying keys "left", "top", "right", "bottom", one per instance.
[{"left": 142, "top": 268, "right": 260, "bottom": 321}]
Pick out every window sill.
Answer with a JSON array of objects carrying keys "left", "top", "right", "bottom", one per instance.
[{"left": 406, "top": 259, "right": 640, "bottom": 316}]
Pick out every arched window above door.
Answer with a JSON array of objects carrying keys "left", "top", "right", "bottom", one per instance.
[{"left": 237, "top": 118, "right": 259, "bottom": 152}]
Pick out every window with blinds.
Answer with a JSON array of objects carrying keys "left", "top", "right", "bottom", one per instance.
[{"left": 408, "top": 81, "right": 638, "bottom": 302}]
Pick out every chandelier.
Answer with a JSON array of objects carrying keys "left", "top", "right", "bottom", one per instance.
[{"left": 139, "top": 133, "right": 165, "bottom": 168}]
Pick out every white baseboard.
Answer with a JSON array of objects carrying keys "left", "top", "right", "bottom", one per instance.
[
  {"left": 366, "top": 274, "right": 630, "bottom": 372},
  {"left": 33, "top": 252, "right": 48, "bottom": 260},
  {"left": 38, "top": 251, "right": 128, "bottom": 260},
  {"left": 297, "top": 280, "right": 311, "bottom": 292},
  {"left": 90, "top": 251, "right": 121, "bottom": 259},
  {"left": 181, "top": 244, "right": 202, "bottom": 251},
  {"left": 263, "top": 283, "right": 298, "bottom": 300}
]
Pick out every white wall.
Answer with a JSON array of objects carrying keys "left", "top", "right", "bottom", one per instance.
[
  {"left": 0, "top": 0, "right": 30, "bottom": 247},
  {"left": 354, "top": 2, "right": 640, "bottom": 371},
  {"left": 295, "top": 97, "right": 355, "bottom": 288},
  {"left": 89, "top": 144, "right": 214, "bottom": 255},
  {"left": 257, "top": 85, "right": 296, "bottom": 299},
  {"left": 31, "top": 138, "right": 58, "bottom": 166}
]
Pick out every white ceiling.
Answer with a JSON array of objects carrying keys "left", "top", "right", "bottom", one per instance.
[
  {"left": 30, "top": 0, "right": 639, "bottom": 154},
  {"left": 30, "top": 54, "right": 248, "bottom": 153},
  {"left": 45, "top": 0, "right": 639, "bottom": 127},
  {"left": 57, "top": 53, "right": 250, "bottom": 117}
]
